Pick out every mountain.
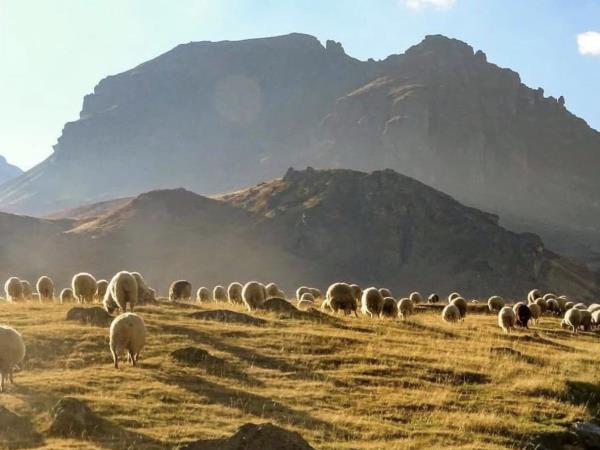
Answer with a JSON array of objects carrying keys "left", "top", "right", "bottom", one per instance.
[
  {"left": 0, "top": 168, "right": 597, "bottom": 299},
  {"left": 0, "top": 155, "right": 22, "bottom": 185},
  {"left": 1, "top": 33, "right": 599, "bottom": 266}
]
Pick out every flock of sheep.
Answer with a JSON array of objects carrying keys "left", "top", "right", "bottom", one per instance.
[{"left": 1, "top": 273, "right": 599, "bottom": 394}]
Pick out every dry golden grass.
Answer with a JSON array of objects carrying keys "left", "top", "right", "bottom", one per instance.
[{"left": 0, "top": 300, "right": 599, "bottom": 449}]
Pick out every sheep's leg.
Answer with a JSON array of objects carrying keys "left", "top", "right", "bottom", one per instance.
[
  {"left": 8, "top": 369, "right": 14, "bottom": 385},
  {"left": 111, "top": 347, "right": 119, "bottom": 369},
  {"left": 0, "top": 373, "right": 4, "bottom": 392}
]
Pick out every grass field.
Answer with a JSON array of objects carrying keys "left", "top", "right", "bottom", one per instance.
[{"left": 0, "top": 300, "right": 599, "bottom": 449}]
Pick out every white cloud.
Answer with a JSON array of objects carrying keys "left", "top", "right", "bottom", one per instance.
[
  {"left": 577, "top": 31, "right": 600, "bottom": 56},
  {"left": 403, "top": 0, "right": 457, "bottom": 10}
]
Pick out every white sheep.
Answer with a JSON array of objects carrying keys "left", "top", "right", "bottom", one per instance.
[
  {"left": 361, "top": 287, "right": 384, "bottom": 318},
  {"left": 546, "top": 298, "right": 560, "bottom": 315},
  {"left": 322, "top": 283, "right": 358, "bottom": 316},
  {"left": 574, "top": 303, "right": 587, "bottom": 310},
  {"left": 379, "top": 288, "right": 392, "bottom": 298},
  {"left": 227, "top": 282, "right": 243, "bottom": 304},
  {"left": 528, "top": 303, "right": 542, "bottom": 324},
  {"left": 265, "top": 283, "right": 285, "bottom": 299},
  {"left": 542, "top": 293, "right": 556, "bottom": 301},
  {"left": 409, "top": 292, "right": 423, "bottom": 304},
  {"left": 103, "top": 271, "right": 138, "bottom": 314},
  {"left": 213, "top": 285, "right": 227, "bottom": 302},
  {"left": 309, "top": 288, "right": 322, "bottom": 299},
  {"left": 381, "top": 297, "right": 398, "bottom": 318},
  {"left": 299, "top": 292, "right": 315, "bottom": 304},
  {"left": 580, "top": 310, "right": 592, "bottom": 331},
  {"left": 349, "top": 284, "right": 362, "bottom": 304},
  {"left": 72, "top": 272, "right": 97, "bottom": 304},
  {"left": 20, "top": 280, "right": 33, "bottom": 300},
  {"left": 442, "top": 304, "right": 460, "bottom": 323},
  {"left": 60, "top": 288, "right": 74, "bottom": 304},
  {"left": 534, "top": 297, "right": 547, "bottom": 312},
  {"left": 131, "top": 272, "right": 156, "bottom": 305},
  {"left": 196, "top": 287, "right": 211, "bottom": 303},
  {"left": 109, "top": 313, "right": 146, "bottom": 369},
  {"left": 169, "top": 280, "right": 192, "bottom": 302},
  {"left": 561, "top": 308, "right": 582, "bottom": 334},
  {"left": 96, "top": 279, "right": 109, "bottom": 302},
  {"left": 564, "top": 301, "right": 574, "bottom": 311},
  {"left": 296, "top": 286, "right": 311, "bottom": 300},
  {"left": 397, "top": 298, "right": 414, "bottom": 320},
  {"left": 242, "top": 281, "right": 267, "bottom": 311},
  {"left": 451, "top": 297, "right": 467, "bottom": 320},
  {"left": 0, "top": 325, "right": 26, "bottom": 392},
  {"left": 427, "top": 293, "right": 440, "bottom": 304},
  {"left": 36, "top": 276, "right": 54, "bottom": 302},
  {"left": 4, "top": 277, "right": 24, "bottom": 302},
  {"left": 588, "top": 304, "right": 600, "bottom": 314},
  {"left": 487, "top": 296, "right": 505, "bottom": 312},
  {"left": 448, "top": 292, "right": 461, "bottom": 303},
  {"left": 591, "top": 310, "right": 600, "bottom": 328},
  {"left": 498, "top": 306, "right": 516, "bottom": 333},
  {"left": 527, "top": 289, "right": 541, "bottom": 304}
]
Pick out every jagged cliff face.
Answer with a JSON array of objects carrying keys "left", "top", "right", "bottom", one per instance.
[
  {"left": 0, "top": 169, "right": 597, "bottom": 299},
  {"left": 0, "top": 33, "right": 599, "bottom": 266},
  {"left": 0, "top": 156, "right": 22, "bottom": 185}
]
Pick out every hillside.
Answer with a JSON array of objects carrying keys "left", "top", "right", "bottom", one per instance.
[
  {"left": 0, "top": 168, "right": 598, "bottom": 299},
  {"left": 1, "top": 301, "right": 600, "bottom": 449},
  {"left": 0, "top": 33, "right": 599, "bottom": 266},
  {"left": 0, "top": 155, "right": 22, "bottom": 185}
]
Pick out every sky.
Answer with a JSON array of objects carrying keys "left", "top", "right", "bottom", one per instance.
[{"left": 1, "top": 0, "right": 599, "bottom": 170}]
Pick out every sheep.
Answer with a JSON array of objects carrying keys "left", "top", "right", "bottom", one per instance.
[
  {"left": 513, "top": 302, "right": 531, "bottom": 328},
  {"left": 242, "top": 281, "right": 267, "bottom": 311},
  {"left": 398, "top": 298, "right": 414, "bottom": 320},
  {"left": 555, "top": 296, "right": 567, "bottom": 312},
  {"left": 574, "top": 303, "right": 587, "bottom": 310},
  {"left": 349, "top": 284, "right": 362, "bottom": 305},
  {"left": 169, "top": 280, "right": 192, "bottom": 302},
  {"left": 448, "top": 292, "right": 461, "bottom": 303},
  {"left": 297, "top": 298, "right": 314, "bottom": 311},
  {"left": 564, "top": 301, "right": 574, "bottom": 311},
  {"left": 322, "top": 283, "right": 358, "bottom": 317},
  {"left": 20, "top": 280, "right": 33, "bottom": 300},
  {"left": 361, "top": 287, "right": 384, "bottom": 318},
  {"left": 379, "top": 288, "right": 392, "bottom": 298},
  {"left": 309, "top": 288, "right": 322, "bottom": 299},
  {"left": 381, "top": 297, "right": 398, "bottom": 318},
  {"left": 196, "top": 287, "right": 211, "bottom": 303},
  {"left": 542, "top": 293, "right": 556, "bottom": 301},
  {"left": 299, "top": 292, "right": 315, "bottom": 304},
  {"left": 227, "top": 282, "right": 243, "bottom": 304},
  {"left": 72, "top": 272, "right": 97, "bottom": 304},
  {"left": 109, "top": 313, "right": 146, "bottom": 369},
  {"left": 296, "top": 286, "right": 311, "bottom": 300},
  {"left": 409, "top": 292, "right": 423, "bottom": 304},
  {"left": 580, "top": 310, "right": 592, "bottom": 332},
  {"left": 103, "top": 271, "right": 138, "bottom": 314},
  {"left": 528, "top": 303, "right": 542, "bottom": 324},
  {"left": 4, "top": 277, "right": 24, "bottom": 302},
  {"left": 213, "top": 285, "right": 227, "bottom": 302},
  {"left": 442, "top": 304, "right": 460, "bottom": 323},
  {"left": 427, "top": 293, "right": 440, "bottom": 304},
  {"left": 60, "top": 288, "right": 74, "bottom": 304},
  {"left": 487, "top": 296, "right": 505, "bottom": 312},
  {"left": 36, "top": 276, "right": 54, "bottom": 302},
  {"left": 498, "top": 306, "right": 516, "bottom": 333},
  {"left": 588, "top": 304, "right": 600, "bottom": 314},
  {"left": 265, "top": 283, "right": 285, "bottom": 299},
  {"left": 534, "top": 297, "right": 547, "bottom": 312},
  {"left": 96, "top": 279, "right": 109, "bottom": 302},
  {"left": 561, "top": 308, "right": 582, "bottom": 334},
  {"left": 131, "top": 272, "right": 156, "bottom": 305},
  {"left": 546, "top": 298, "right": 560, "bottom": 315},
  {"left": 0, "top": 326, "right": 26, "bottom": 392},
  {"left": 591, "top": 310, "right": 600, "bottom": 328},
  {"left": 527, "top": 289, "right": 541, "bottom": 304},
  {"left": 451, "top": 297, "right": 467, "bottom": 320}
]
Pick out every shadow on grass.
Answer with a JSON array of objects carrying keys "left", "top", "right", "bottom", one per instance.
[
  {"left": 0, "top": 405, "right": 43, "bottom": 449},
  {"left": 564, "top": 380, "right": 600, "bottom": 417},
  {"left": 396, "top": 319, "right": 459, "bottom": 339}
]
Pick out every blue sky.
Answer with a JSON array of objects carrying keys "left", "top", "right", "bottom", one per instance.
[{"left": 1, "top": 0, "right": 599, "bottom": 170}]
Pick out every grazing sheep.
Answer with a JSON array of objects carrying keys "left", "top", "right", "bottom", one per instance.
[
  {"left": 299, "top": 292, "right": 315, "bottom": 304},
  {"left": 131, "top": 273, "right": 156, "bottom": 305},
  {"left": 60, "top": 288, "right": 74, "bottom": 304},
  {"left": 297, "top": 298, "right": 314, "bottom": 311},
  {"left": 96, "top": 280, "right": 109, "bottom": 302},
  {"left": 309, "top": 288, "right": 322, "bottom": 299},
  {"left": 451, "top": 297, "right": 467, "bottom": 320},
  {"left": 20, "top": 280, "right": 33, "bottom": 300},
  {"left": 546, "top": 298, "right": 560, "bottom": 315},
  {"left": 542, "top": 293, "right": 556, "bottom": 301},
  {"left": 528, "top": 303, "right": 542, "bottom": 324},
  {"left": 574, "top": 303, "right": 587, "bottom": 310},
  {"left": 36, "top": 276, "right": 54, "bottom": 302},
  {"left": 562, "top": 308, "right": 582, "bottom": 334},
  {"left": 580, "top": 310, "right": 592, "bottom": 331},
  {"left": 103, "top": 271, "right": 138, "bottom": 314},
  {"left": 196, "top": 287, "right": 211, "bottom": 303},
  {"left": 72, "top": 273, "right": 97, "bottom": 304},
  {"left": 527, "top": 289, "right": 542, "bottom": 304},
  {"left": 556, "top": 296, "right": 567, "bottom": 312},
  {"left": 448, "top": 292, "right": 461, "bottom": 303},
  {"left": 213, "top": 285, "right": 227, "bottom": 302},
  {"left": 349, "top": 284, "right": 362, "bottom": 305},
  {"left": 564, "top": 301, "right": 574, "bottom": 311},
  {"left": 322, "top": 283, "right": 358, "bottom": 317},
  {"left": 4, "top": 278, "right": 24, "bottom": 302},
  {"left": 0, "top": 326, "right": 26, "bottom": 392},
  {"left": 591, "top": 310, "right": 600, "bottom": 328},
  {"left": 398, "top": 298, "right": 414, "bottom": 320},
  {"left": 296, "top": 286, "right": 311, "bottom": 301},
  {"left": 534, "top": 297, "right": 547, "bottom": 312},
  {"left": 379, "top": 288, "right": 392, "bottom": 298},
  {"left": 498, "top": 306, "right": 516, "bottom": 333},
  {"left": 242, "top": 281, "right": 267, "bottom": 311},
  {"left": 513, "top": 302, "right": 531, "bottom": 328},
  {"left": 442, "top": 304, "right": 460, "bottom": 323},
  {"left": 265, "top": 283, "right": 285, "bottom": 299},
  {"left": 488, "top": 296, "right": 505, "bottom": 312},
  {"left": 409, "top": 292, "right": 423, "bottom": 304},
  {"left": 381, "top": 297, "right": 398, "bottom": 318},
  {"left": 361, "top": 287, "right": 384, "bottom": 318},
  {"left": 227, "top": 282, "right": 243, "bottom": 304},
  {"left": 428, "top": 293, "right": 440, "bottom": 304},
  {"left": 109, "top": 313, "right": 146, "bottom": 369},
  {"left": 169, "top": 280, "right": 192, "bottom": 302},
  {"left": 588, "top": 304, "right": 600, "bottom": 314}
]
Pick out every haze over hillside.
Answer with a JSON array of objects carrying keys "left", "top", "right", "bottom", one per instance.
[
  {"left": 1, "top": 168, "right": 597, "bottom": 299},
  {"left": 0, "top": 155, "right": 22, "bottom": 185},
  {"left": 1, "top": 33, "right": 599, "bottom": 266}
]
